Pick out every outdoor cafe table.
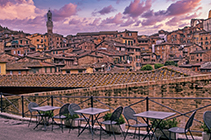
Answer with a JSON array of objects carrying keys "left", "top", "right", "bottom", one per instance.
[
  {"left": 31, "top": 105, "right": 60, "bottom": 131},
  {"left": 74, "top": 107, "right": 109, "bottom": 140},
  {"left": 134, "top": 110, "right": 176, "bottom": 140}
]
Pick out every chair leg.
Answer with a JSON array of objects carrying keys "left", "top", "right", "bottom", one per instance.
[
  {"left": 61, "top": 119, "right": 63, "bottom": 133},
  {"left": 138, "top": 127, "right": 140, "bottom": 140},
  {"left": 169, "top": 131, "right": 171, "bottom": 140},
  {"left": 124, "top": 126, "right": 130, "bottom": 140},
  {"left": 100, "top": 124, "right": 102, "bottom": 140},
  {"left": 28, "top": 114, "right": 32, "bottom": 127},
  {"left": 134, "top": 127, "right": 137, "bottom": 138},
  {"left": 111, "top": 124, "right": 116, "bottom": 140},
  {"left": 189, "top": 130, "right": 194, "bottom": 140}
]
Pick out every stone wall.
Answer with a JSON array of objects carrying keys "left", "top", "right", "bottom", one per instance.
[{"left": 3, "top": 73, "right": 211, "bottom": 133}]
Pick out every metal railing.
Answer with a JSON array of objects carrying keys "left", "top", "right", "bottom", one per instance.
[{"left": 1, "top": 92, "right": 211, "bottom": 134}]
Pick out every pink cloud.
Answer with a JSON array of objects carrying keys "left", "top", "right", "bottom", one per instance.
[
  {"left": 123, "top": 0, "right": 152, "bottom": 18},
  {"left": 89, "top": 18, "right": 101, "bottom": 26},
  {"left": 52, "top": 3, "right": 77, "bottom": 21},
  {"left": 134, "top": 20, "right": 141, "bottom": 26},
  {"left": 101, "top": 12, "right": 123, "bottom": 25},
  {"left": 98, "top": 5, "right": 116, "bottom": 15},
  {"left": 120, "top": 18, "right": 135, "bottom": 27},
  {"left": 69, "top": 19, "right": 81, "bottom": 25},
  {"left": 165, "top": 0, "right": 201, "bottom": 16},
  {"left": 165, "top": 17, "right": 180, "bottom": 26}
]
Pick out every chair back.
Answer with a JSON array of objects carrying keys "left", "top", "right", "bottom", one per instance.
[
  {"left": 203, "top": 111, "right": 211, "bottom": 131},
  {"left": 28, "top": 102, "right": 39, "bottom": 113},
  {"left": 185, "top": 110, "right": 196, "bottom": 131},
  {"left": 59, "top": 103, "right": 70, "bottom": 116},
  {"left": 110, "top": 106, "right": 123, "bottom": 122},
  {"left": 123, "top": 106, "right": 137, "bottom": 123},
  {"left": 68, "top": 103, "right": 81, "bottom": 116}
]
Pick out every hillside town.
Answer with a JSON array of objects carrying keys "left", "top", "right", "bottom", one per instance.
[{"left": 0, "top": 10, "right": 211, "bottom": 75}]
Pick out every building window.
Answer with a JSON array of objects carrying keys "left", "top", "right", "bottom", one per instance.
[
  {"left": 128, "top": 33, "right": 132, "bottom": 36},
  {"left": 45, "top": 68, "right": 47, "bottom": 73},
  {"left": 26, "top": 41, "right": 28, "bottom": 44},
  {"left": 191, "top": 56, "right": 194, "bottom": 60},
  {"left": 37, "top": 39, "right": 39, "bottom": 42},
  {"left": 66, "top": 70, "right": 70, "bottom": 73},
  {"left": 50, "top": 68, "right": 52, "bottom": 73},
  {"left": 200, "top": 59, "right": 202, "bottom": 62},
  {"left": 200, "top": 54, "right": 202, "bottom": 56},
  {"left": 18, "top": 71, "right": 21, "bottom": 75},
  {"left": 20, "top": 40, "right": 22, "bottom": 44},
  {"left": 10, "top": 71, "right": 12, "bottom": 75}
]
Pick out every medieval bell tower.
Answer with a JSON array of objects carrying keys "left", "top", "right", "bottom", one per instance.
[{"left": 46, "top": 10, "right": 53, "bottom": 34}]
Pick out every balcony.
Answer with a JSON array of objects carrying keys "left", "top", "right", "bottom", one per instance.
[{"left": 0, "top": 92, "right": 209, "bottom": 139}]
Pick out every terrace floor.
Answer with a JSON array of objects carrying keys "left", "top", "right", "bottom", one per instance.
[{"left": 0, "top": 112, "right": 202, "bottom": 140}]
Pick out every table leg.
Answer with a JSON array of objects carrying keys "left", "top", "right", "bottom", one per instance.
[{"left": 77, "top": 114, "right": 91, "bottom": 137}]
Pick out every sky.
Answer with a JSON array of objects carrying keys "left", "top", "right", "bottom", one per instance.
[{"left": 0, "top": 0, "right": 210, "bottom": 36}]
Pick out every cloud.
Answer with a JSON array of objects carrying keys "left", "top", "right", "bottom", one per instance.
[
  {"left": 120, "top": 18, "right": 135, "bottom": 27},
  {"left": 0, "top": 0, "right": 42, "bottom": 20},
  {"left": 51, "top": 3, "right": 77, "bottom": 21},
  {"left": 165, "top": 0, "right": 201, "bottom": 16},
  {"left": 69, "top": 19, "right": 81, "bottom": 25},
  {"left": 101, "top": 12, "right": 123, "bottom": 25},
  {"left": 99, "top": 5, "right": 116, "bottom": 15},
  {"left": 89, "top": 18, "right": 101, "bottom": 26},
  {"left": 123, "top": 0, "right": 152, "bottom": 18},
  {"left": 165, "top": 17, "right": 180, "bottom": 26}
]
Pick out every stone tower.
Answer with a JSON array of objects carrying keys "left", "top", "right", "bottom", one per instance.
[
  {"left": 209, "top": 10, "right": 211, "bottom": 19},
  {"left": 46, "top": 10, "right": 53, "bottom": 34}
]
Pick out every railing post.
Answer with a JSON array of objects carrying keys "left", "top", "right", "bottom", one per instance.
[
  {"left": 21, "top": 95, "right": 24, "bottom": 118},
  {"left": 146, "top": 96, "right": 149, "bottom": 132},
  {"left": 1, "top": 92, "right": 3, "bottom": 112},
  {"left": 91, "top": 96, "right": 93, "bottom": 108},
  {"left": 51, "top": 96, "right": 54, "bottom": 106}
]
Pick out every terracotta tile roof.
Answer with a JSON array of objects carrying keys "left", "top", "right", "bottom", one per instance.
[{"left": 0, "top": 66, "right": 200, "bottom": 88}]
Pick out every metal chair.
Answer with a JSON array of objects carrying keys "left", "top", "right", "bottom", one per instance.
[
  {"left": 168, "top": 110, "right": 196, "bottom": 140},
  {"left": 203, "top": 111, "right": 211, "bottom": 140},
  {"left": 123, "top": 106, "right": 148, "bottom": 140},
  {"left": 68, "top": 103, "right": 87, "bottom": 134},
  {"left": 52, "top": 103, "right": 70, "bottom": 132},
  {"left": 99, "top": 106, "right": 124, "bottom": 140},
  {"left": 28, "top": 102, "right": 42, "bottom": 127}
]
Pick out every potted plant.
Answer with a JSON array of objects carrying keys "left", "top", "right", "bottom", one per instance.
[
  {"left": 200, "top": 122, "right": 210, "bottom": 140},
  {"left": 103, "top": 112, "right": 126, "bottom": 134},
  {"left": 151, "top": 118, "right": 179, "bottom": 140},
  {"left": 64, "top": 114, "right": 80, "bottom": 127},
  {"left": 38, "top": 111, "right": 54, "bottom": 125}
]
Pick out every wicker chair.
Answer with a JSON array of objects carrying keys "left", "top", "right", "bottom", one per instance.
[
  {"left": 203, "top": 111, "right": 211, "bottom": 140},
  {"left": 68, "top": 103, "right": 87, "bottom": 134},
  {"left": 52, "top": 103, "right": 70, "bottom": 132},
  {"left": 99, "top": 106, "right": 124, "bottom": 140},
  {"left": 168, "top": 110, "right": 196, "bottom": 140},
  {"left": 123, "top": 106, "right": 148, "bottom": 140}
]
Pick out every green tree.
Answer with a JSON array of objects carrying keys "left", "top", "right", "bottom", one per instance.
[
  {"left": 164, "top": 61, "right": 177, "bottom": 66},
  {"left": 141, "top": 64, "right": 153, "bottom": 71},
  {"left": 154, "top": 63, "right": 164, "bottom": 69}
]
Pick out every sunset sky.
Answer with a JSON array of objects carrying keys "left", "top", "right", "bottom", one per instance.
[{"left": 0, "top": 0, "right": 210, "bottom": 36}]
